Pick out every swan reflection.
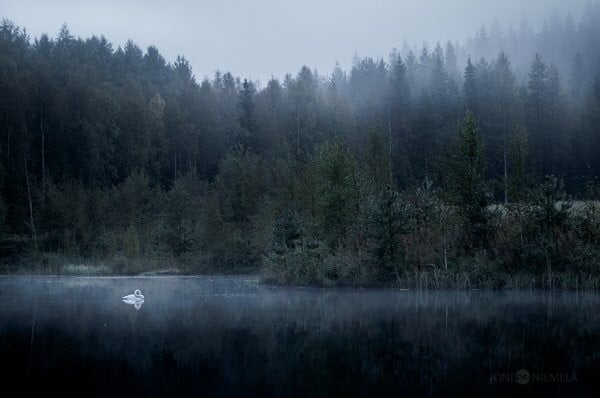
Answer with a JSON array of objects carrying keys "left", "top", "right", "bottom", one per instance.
[{"left": 122, "top": 289, "right": 145, "bottom": 310}]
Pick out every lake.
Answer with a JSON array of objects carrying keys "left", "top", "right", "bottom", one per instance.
[{"left": 0, "top": 276, "right": 598, "bottom": 397}]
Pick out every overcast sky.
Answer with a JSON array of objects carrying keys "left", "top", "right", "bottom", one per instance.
[{"left": 0, "top": 0, "right": 589, "bottom": 83}]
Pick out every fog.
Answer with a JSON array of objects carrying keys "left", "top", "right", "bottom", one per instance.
[
  {"left": 1, "top": 276, "right": 598, "bottom": 395},
  {"left": 0, "top": 0, "right": 589, "bottom": 82}
]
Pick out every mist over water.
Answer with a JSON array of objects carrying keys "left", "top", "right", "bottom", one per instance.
[{"left": 1, "top": 276, "right": 599, "bottom": 396}]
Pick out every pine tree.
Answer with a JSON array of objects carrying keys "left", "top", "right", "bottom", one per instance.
[
  {"left": 508, "top": 126, "right": 528, "bottom": 202},
  {"left": 312, "top": 140, "right": 358, "bottom": 247},
  {"left": 445, "top": 41, "right": 460, "bottom": 82},
  {"left": 430, "top": 46, "right": 450, "bottom": 106},
  {"left": 527, "top": 53, "right": 549, "bottom": 178},
  {"left": 271, "top": 206, "right": 303, "bottom": 255},
  {"left": 546, "top": 64, "right": 565, "bottom": 175},
  {"left": 493, "top": 51, "right": 518, "bottom": 203},
  {"left": 238, "top": 79, "right": 257, "bottom": 149},
  {"left": 449, "top": 111, "right": 492, "bottom": 248},
  {"left": 368, "top": 187, "right": 410, "bottom": 279},
  {"left": 164, "top": 178, "right": 196, "bottom": 255},
  {"left": 463, "top": 58, "right": 477, "bottom": 113},
  {"left": 365, "top": 129, "right": 393, "bottom": 192},
  {"left": 388, "top": 53, "right": 412, "bottom": 185},
  {"left": 569, "top": 53, "right": 586, "bottom": 100}
]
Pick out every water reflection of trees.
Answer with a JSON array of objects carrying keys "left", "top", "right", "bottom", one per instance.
[{"left": 1, "top": 278, "right": 599, "bottom": 396}]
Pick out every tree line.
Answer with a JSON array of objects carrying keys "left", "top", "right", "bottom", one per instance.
[{"left": 1, "top": 11, "right": 600, "bottom": 285}]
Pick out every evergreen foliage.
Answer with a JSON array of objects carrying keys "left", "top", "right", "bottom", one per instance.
[{"left": 1, "top": 14, "right": 600, "bottom": 287}]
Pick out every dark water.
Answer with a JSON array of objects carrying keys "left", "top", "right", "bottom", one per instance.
[{"left": 0, "top": 276, "right": 599, "bottom": 397}]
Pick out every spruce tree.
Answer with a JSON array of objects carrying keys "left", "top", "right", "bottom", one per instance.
[
  {"left": 493, "top": 51, "right": 518, "bottom": 203},
  {"left": 569, "top": 53, "right": 586, "bottom": 100},
  {"left": 450, "top": 111, "right": 492, "bottom": 248},
  {"left": 238, "top": 79, "right": 257, "bottom": 149},
  {"left": 368, "top": 187, "right": 410, "bottom": 280},
  {"left": 527, "top": 53, "right": 549, "bottom": 177},
  {"left": 463, "top": 58, "right": 477, "bottom": 113}
]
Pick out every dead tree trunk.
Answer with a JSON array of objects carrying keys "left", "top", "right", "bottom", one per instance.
[
  {"left": 40, "top": 103, "right": 46, "bottom": 189},
  {"left": 388, "top": 103, "right": 392, "bottom": 157},
  {"left": 503, "top": 112, "right": 508, "bottom": 204},
  {"left": 25, "top": 158, "right": 38, "bottom": 250},
  {"left": 296, "top": 103, "right": 300, "bottom": 154}
]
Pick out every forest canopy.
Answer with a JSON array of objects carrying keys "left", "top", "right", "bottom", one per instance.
[{"left": 1, "top": 4, "right": 600, "bottom": 287}]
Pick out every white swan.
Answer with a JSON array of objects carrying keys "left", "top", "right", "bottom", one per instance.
[
  {"left": 122, "top": 289, "right": 144, "bottom": 301},
  {"left": 122, "top": 289, "right": 144, "bottom": 310}
]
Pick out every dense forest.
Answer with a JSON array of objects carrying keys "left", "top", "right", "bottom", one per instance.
[{"left": 1, "top": 5, "right": 600, "bottom": 287}]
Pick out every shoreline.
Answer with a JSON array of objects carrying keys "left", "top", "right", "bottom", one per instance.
[{"left": 2, "top": 268, "right": 600, "bottom": 291}]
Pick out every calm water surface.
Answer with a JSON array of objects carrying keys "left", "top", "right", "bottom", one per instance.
[{"left": 0, "top": 276, "right": 599, "bottom": 397}]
